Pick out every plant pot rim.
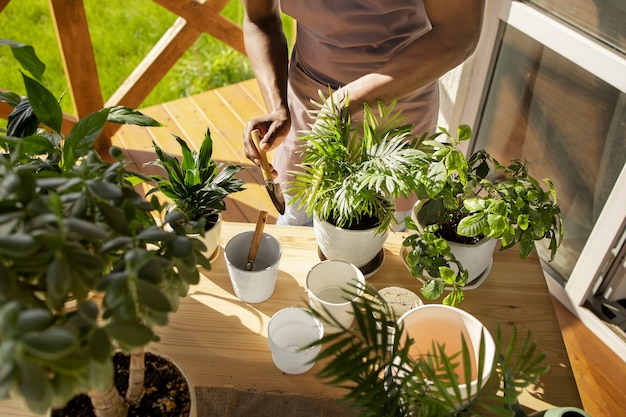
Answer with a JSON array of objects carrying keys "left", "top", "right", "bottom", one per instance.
[
  {"left": 314, "top": 216, "right": 388, "bottom": 235},
  {"left": 446, "top": 234, "right": 495, "bottom": 249},
  {"left": 396, "top": 304, "right": 496, "bottom": 392}
]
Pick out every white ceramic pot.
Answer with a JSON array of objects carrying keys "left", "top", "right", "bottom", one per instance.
[
  {"left": 164, "top": 213, "right": 222, "bottom": 263},
  {"left": 223, "top": 231, "right": 281, "bottom": 303},
  {"left": 446, "top": 237, "right": 497, "bottom": 286},
  {"left": 197, "top": 213, "right": 222, "bottom": 262},
  {"left": 409, "top": 201, "right": 497, "bottom": 288},
  {"left": 314, "top": 216, "right": 388, "bottom": 269},
  {"left": 528, "top": 407, "right": 591, "bottom": 417},
  {"left": 306, "top": 260, "right": 366, "bottom": 333},
  {"left": 396, "top": 305, "right": 496, "bottom": 409}
]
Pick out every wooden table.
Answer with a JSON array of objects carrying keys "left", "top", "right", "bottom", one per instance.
[{"left": 1, "top": 222, "right": 582, "bottom": 415}]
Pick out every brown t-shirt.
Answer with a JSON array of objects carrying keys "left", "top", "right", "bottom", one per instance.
[{"left": 274, "top": 0, "right": 439, "bottom": 187}]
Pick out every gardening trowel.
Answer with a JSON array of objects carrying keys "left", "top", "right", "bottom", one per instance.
[{"left": 251, "top": 129, "right": 286, "bottom": 215}]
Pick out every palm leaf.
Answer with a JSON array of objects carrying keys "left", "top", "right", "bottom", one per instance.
[{"left": 307, "top": 285, "right": 548, "bottom": 417}]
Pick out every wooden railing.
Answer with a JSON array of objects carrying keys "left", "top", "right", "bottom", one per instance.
[{"left": 0, "top": 0, "right": 245, "bottom": 155}]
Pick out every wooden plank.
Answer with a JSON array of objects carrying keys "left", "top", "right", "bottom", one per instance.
[
  {"left": 0, "top": 0, "right": 11, "bottom": 13},
  {"left": 47, "top": 0, "right": 112, "bottom": 154},
  {"left": 160, "top": 95, "right": 213, "bottom": 152},
  {"left": 152, "top": 0, "right": 245, "bottom": 54},
  {"left": 105, "top": 17, "right": 202, "bottom": 109},
  {"left": 47, "top": 0, "right": 103, "bottom": 118},
  {"left": 553, "top": 300, "right": 626, "bottom": 417}
]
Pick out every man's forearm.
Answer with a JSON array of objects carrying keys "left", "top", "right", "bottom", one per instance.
[{"left": 243, "top": 16, "right": 290, "bottom": 116}]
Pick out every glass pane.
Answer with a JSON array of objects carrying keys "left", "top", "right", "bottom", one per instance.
[
  {"left": 474, "top": 25, "right": 626, "bottom": 282},
  {"left": 525, "top": 0, "right": 626, "bottom": 55}
]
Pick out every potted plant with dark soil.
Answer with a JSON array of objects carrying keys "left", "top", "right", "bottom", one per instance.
[
  {"left": 288, "top": 92, "right": 425, "bottom": 272},
  {"left": 307, "top": 284, "right": 589, "bottom": 417},
  {"left": 0, "top": 41, "right": 210, "bottom": 416},
  {"left": 402, "top": 125, "right": 563, "bottom": 306},
  {"left": 146, "top": 129, "right": 246, "bottom": 262}
]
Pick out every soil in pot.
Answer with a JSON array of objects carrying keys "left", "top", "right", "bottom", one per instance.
[
  {"left": 202, "top": 213, "right": 220, "bottom": 232},
  {"left": 51, "top": 352, "right": 192, "bottom": 417},
  {"left": 326, "top": 212, "right": 380, "bottom": 231}
]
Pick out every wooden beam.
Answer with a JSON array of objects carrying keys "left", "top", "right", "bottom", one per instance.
[
  {"left": 152, "top": 0, "right": 245, "bottom": 55},
  {"left": 47, "top": 0, "right": 104, "bottom": 118},
  {"left": 47, "top": 0, "right": 111, "bottom": 154},
  {"left": 0, "top": 0, "right": 11, "bottom": 13},
  {"left": 105, "top": 17, "right": 202, "bottom": 109}
]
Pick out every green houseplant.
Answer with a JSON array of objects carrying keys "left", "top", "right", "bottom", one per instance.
[
  {"left": 146, "top": 129, "right": 246, "bottom": 224},
  {"left": 0, "top": 41, "right": 209, "bottom": 416},
  {"left": 288, "top": 92, "right": 425, "bottom": 268},
  {"left": 308, "top": 284, "right": 551, "bottom": 417},
  {"left": 402, "top": 125, "right": 563, "bottom": 306},
  {"left": 146, "top": 129, "right": 246, "bottom": 260}
]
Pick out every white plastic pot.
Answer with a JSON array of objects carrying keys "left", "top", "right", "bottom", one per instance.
[
  {"left": 396, "top": 304, "right": 496, "bottom": 408},
  {"left": 314, "top": 216, "right": 388, "bottom": 269}
]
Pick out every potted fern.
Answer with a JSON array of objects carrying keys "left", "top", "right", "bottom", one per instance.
[
  {"left": 308, "top": 284, "right": 589, "bottom": 417},
  {"left": 288, "top": 92, "right": 425, "bottom": 270},
  {"left": 146, "top": 129, "right": 246, "bottom": 261},
  {"left": 402, "top": 125, "right": 563, "bottom": 306},
  {"left": 0, "top": 41, "right": 209, "bottom": 416}
]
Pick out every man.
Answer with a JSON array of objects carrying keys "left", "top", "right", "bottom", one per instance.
[{"left": 242, "top": 0, "right": 485, "bottom": 225}]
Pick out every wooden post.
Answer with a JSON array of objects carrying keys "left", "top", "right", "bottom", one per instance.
[{"left": 47, "top": 0, "right": 111, "bottom": 157}]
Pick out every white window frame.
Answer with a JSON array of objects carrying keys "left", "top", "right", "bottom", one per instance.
[{"left": 453, "top": 0, "right": 626, "bottom": 359}]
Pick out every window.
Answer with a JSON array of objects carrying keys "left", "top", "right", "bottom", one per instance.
[{"left": 466, "top": 0, "right": 626, "bottom": 357}]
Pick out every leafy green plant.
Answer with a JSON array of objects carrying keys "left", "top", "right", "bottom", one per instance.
[
  {"left": 0, "top": 41, "right": 209, "bottom": 416},
  {"left": 402, "top": 125, "right": 563, "bottom": 305},
  {"left": 288, "top": 92, "right": 426, "bottom": 234},
  {"left": 308, "top": 284, "right": 549, "bottom": 417},
  {"left": 402, "top": 223, "right": 469, "bottom": 306},
  {"left": 146, "top": 128, "right": 246, "bottom": 228}
]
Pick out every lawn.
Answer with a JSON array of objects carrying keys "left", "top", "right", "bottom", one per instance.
[{"left": 0, "top": 0, "right": 293, "bottom": 116}]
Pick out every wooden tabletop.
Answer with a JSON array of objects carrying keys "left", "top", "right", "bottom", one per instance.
[
  {"left": 1, "top": 222, "right": 582, "bottom": 415},
  {"left": 157, "top": 222, "right": 581, "bottom": 409}
]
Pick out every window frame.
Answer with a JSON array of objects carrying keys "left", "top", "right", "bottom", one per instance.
[{"left": 462, "top": 0, "right": 626, "bottom": 359}]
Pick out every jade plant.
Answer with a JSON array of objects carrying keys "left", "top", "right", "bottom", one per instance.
[
  {"left": 403, "top": 125, "right": 563, "bottom": 306},
  {"left": 0, "top": 41, "right": 209, "bottom": 416}
]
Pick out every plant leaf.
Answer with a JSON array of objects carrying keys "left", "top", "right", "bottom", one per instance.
[
  {"left": 21, "top": 328, "right": 77, "bottom": 361},
  {"left": 6, "top": 98, "right": 40, "bottom": 138},
  {"left": 107, "top": 106, "right": 162, "bottom": 126},
  {"left": 3, "top": 41, "right": 47, "bottom": 84},
  {"left": 22, "top": 74, "right": 62, "bottom": 133},
  {"left": 63, "top": 108, "right": 109, "bottom": 167},
  {"left": 90, "top": 328, "right": 112, "bottom": 363},
  {"left": 136, "top": 280, "right": 172, "bottom": 313},
  {"left": 106, "top": 321, "right": 154, "bottom": 349},
  {"left": 17, "top": 359, "right": 51, "bottom": 415}
]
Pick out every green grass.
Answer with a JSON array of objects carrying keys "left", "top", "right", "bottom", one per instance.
[{"left": 0, "top": 0, "right": 293, "bottom": 117}]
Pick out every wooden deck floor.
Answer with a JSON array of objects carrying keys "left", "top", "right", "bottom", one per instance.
[{"left": 112, "top": 80, "right": 625, "bottom": 417}]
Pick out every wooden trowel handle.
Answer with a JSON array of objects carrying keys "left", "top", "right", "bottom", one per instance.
[
  {"left": 248, "top": 210, "right": 268, "bottom": 261},
  {"left": 251, "top": 130, "right": 273, "bottom": 182}
]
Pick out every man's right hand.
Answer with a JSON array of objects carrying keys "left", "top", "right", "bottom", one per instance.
[{"left": 243, "top": 111, "right": 291, "bottom": 178}]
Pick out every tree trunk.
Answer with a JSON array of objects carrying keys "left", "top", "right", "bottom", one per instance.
[
  {"left": 125, "top": 348, "right": 146, "bottom": 405},
  {"left": 89, "top": 384, "right": 128, "bottom": 417}
]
